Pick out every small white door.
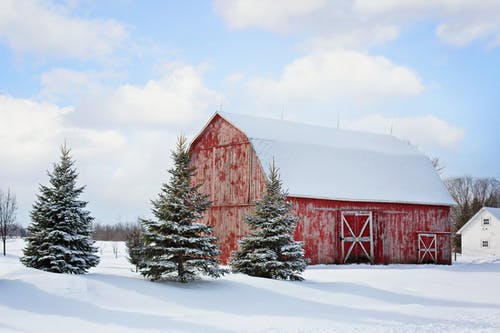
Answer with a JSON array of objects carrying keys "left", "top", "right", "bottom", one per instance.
[{"left": 418, "top": 233, "right": 437, "bottom": 263}]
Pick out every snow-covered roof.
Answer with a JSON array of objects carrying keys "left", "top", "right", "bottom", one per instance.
[
  {"left": 487, "top": 207, "right": 500, "bottom": 220},
  {"left": 219, "top": 112, "right": 455, "bottom": 206},
  {"left": 457, "top": 207, "right": 500, "bottom": 234}
]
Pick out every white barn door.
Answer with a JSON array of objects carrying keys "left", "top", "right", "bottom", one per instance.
[
  {"left": 418, "top": 233, "right": 437, "bottom": 263},
  {"left": 341, "top": 211, "right": 374, "bottom": 264}
]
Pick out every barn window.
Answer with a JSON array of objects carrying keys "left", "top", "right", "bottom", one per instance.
[
  {"left": 481, "top": 240, "right": 490, "bottom": 248},
  {"left": 482, "top": 218, "right": 490, "bottom": 226}
]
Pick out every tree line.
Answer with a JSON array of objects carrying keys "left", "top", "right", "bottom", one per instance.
[{"left": 93, "top": 222, "right": 141, "bottom": 241}]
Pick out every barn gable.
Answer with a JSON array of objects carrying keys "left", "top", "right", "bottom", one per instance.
[
  {"left": 189, "top": 113, "right": 267, "bottom": 206},
  {"left": 219, "top": 112, "right": 455, "bottom": 206}
]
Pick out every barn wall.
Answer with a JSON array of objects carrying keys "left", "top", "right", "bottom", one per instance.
[
  {"left": 189, "top": 114, "right": 452, "bottom": 265},
  {"left": 190, "top": 115, "right": 266, "bottom": 263},
  {"left": 289, "top": 197, "right": 451, "bottom": 264}
]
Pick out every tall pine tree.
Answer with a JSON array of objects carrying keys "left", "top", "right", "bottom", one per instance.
[
  {"left": 231, "top": 163, "right": 307, "bottom": 280},
  {"left": 140, "top": 136, "right": 226, "bottom": 282},
  {"left": 21, "top": 144, "right": 99, "bottom": 273}
]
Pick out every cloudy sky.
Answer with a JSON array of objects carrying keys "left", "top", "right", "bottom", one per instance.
[{"left": 1, "top": 0, "right": 499, "bottom": 225}]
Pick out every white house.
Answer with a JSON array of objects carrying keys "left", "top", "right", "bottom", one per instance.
[{"left": 457, "top": 207, "right": 500, "bottom": 257}]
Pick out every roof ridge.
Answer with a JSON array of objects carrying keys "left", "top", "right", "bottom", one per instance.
[
  {"left": 219, "top": 111, "right": 400, "bottom": 139},
  {"left": 219, "top": 111, "right": 422, "bottom": 156}
]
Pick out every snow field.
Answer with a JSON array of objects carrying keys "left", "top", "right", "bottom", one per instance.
[{"left": 1, "top": 239, "right": 499, "bottom": 333}]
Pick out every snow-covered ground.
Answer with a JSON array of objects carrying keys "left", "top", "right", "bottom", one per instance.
[{"left": 1, "top": 239, "right": 499, "bottom": 333}]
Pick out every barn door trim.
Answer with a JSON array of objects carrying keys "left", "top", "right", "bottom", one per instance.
[
  {"left": 341, "top": 211, "right": 374, "bottom": 264},
  {"left": 418, "top": 233, "right": 437, "bottom": 263}
]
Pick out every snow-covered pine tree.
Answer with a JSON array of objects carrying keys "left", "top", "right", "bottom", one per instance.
[
  {"left": 21, "top": 144, "right": 99, "bottom": 273},
  {"left": 140, "top": 136, "right": 226, "bottom": 282},
  {"left": 230, "top": 162, "right": 307, "bottom": 280},
  {"left": 126, "top": 226, "right": 144, "bottom": 272}
]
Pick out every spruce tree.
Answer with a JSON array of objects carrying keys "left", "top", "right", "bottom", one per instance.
[
  {"left": 230, "top": 163, "right": 307, "bottom": 280},
  {"left": 126, "top": 227, "right": 144, "bottom": 272},
  {"left": 140, "top": 136, "right": 226, "bottom": 282},
  {"left": 21, "top": 144, "right": 99, "bottom": 273}
]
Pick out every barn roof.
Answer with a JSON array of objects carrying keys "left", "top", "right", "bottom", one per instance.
[{"left": 217, "top": 112, "right": 455, "bottom": 206}]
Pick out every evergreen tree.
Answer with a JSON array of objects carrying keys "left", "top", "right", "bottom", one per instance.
[
  {"left": 126, "top": 226, "right": 144, "bottom": 272},
  {"left": 140, "top": 136, "right": 226, "bottom": 282},
  {"left": 231, "top": 163, "right": 307, "bottom": 280},
  {"left": 21, "top": 144, "right": 99, "bottom": 273}
]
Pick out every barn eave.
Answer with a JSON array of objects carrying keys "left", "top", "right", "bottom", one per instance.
[{"left": 286, "top": 193, "right": 455, "bottom": 207}]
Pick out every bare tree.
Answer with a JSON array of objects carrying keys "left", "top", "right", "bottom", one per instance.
[
  {"left": 445, "top": 176, "right": 500, "bottom": 252},
  {"left": 112, "top": 242, "right": 119, "bottom": 259},
  {"left": 0, "top": 188, "right": 18, "bottom": 256},
  {"left": 431, "top": 157, "right": 445, "bottom": 177}
]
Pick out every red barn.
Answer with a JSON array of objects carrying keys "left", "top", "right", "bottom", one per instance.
[{"left": 189, "top": 112, "right": 455, "bottom": 265}]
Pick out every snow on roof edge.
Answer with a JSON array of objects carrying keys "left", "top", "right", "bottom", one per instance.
[{"left": 287, "top": 193, "right": 456, "bottom": 207}]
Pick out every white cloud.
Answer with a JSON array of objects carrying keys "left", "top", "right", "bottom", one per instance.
[
  {"left": 300, "top": 26, "right": 399, "bottom": 51},
  {"left": 39, "top": 68, "right": 123, "bottom": 103},
  {"left": 247, "top": 50, "right": 423, "bottom": 104},
  {"left": 0, "top": 94, "right": 127, "bottom": 174},
  {"left": 0, "top": 93, "right": 179, "bottom": 225},
  {"left": 356, "top": 0, "right": 500, "bottom": 47},
  {"left": 0, "top": 94, "right": 131, "bottom": 223},
  {"left": 0, "top": 0, "right": 126, "bottom": 59},
  {"left": 214, "top": 0, "right": 327, "bottom": 32},
  {"left": 1, "top": 60, "right": 221, "bottom": 224},
  {"left": 215, "top": 0, "right": 396, "bottom": 49},
  {"left": 224, "top": 72, "right": 246, "bottom": 84},
  {"left": 75, "top": 63, "right": 218, "bottom": 128},
  {"left": 353, "top": 0, "right": 434, "bottom": 17},
  {"left": 215, "top": 0, "right": 500, "bottom": 48},
  {"left": 90, "top": 130, "right": 177, "bottom": 209},
  {"left": 436, "top": 21, "right": 499, "bottom": 47},
  {"left": 0, "top": 95, "right": 71, "bottom": 166},
  {"left": 349, "top": 114, "right": 465, "bottom": 149}
]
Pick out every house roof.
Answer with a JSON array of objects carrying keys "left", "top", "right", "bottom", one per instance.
[
  {"left": 457, "top": 207, "right": 500, "bottom": 234},
  {"left": 217, "top": 112, "right": 455, "bottom": 206},
  {"left": 487, "top": 207, "right": 500, "bottom": 220}
]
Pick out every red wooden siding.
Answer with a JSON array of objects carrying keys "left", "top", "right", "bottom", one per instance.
[
  {"left": 289, "top": 197, "right": 451, "bottom": 265},
  {"left": 189, "top": 114, "right": 452, "bottom": 265},
  {"left": 190, "top": 115, "right": 266, "bottom": 263}
]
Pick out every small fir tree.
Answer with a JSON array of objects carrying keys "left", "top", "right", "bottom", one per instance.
[
  {"left": 21, "top": 144, "right": 99, "bottom": 273},
  {"left": 126, "top": 226, "right": 144, "bottom": 272},
  {"left": 230, "top": 163, "right": 307, "bottom": 280},
  {"left": 140, "top": 136, "right": 226, "bottom": 282}
]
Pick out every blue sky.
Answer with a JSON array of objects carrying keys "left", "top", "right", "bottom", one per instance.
[{"left": 1, "top": 0, "right": 499, "bottom": 225}]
